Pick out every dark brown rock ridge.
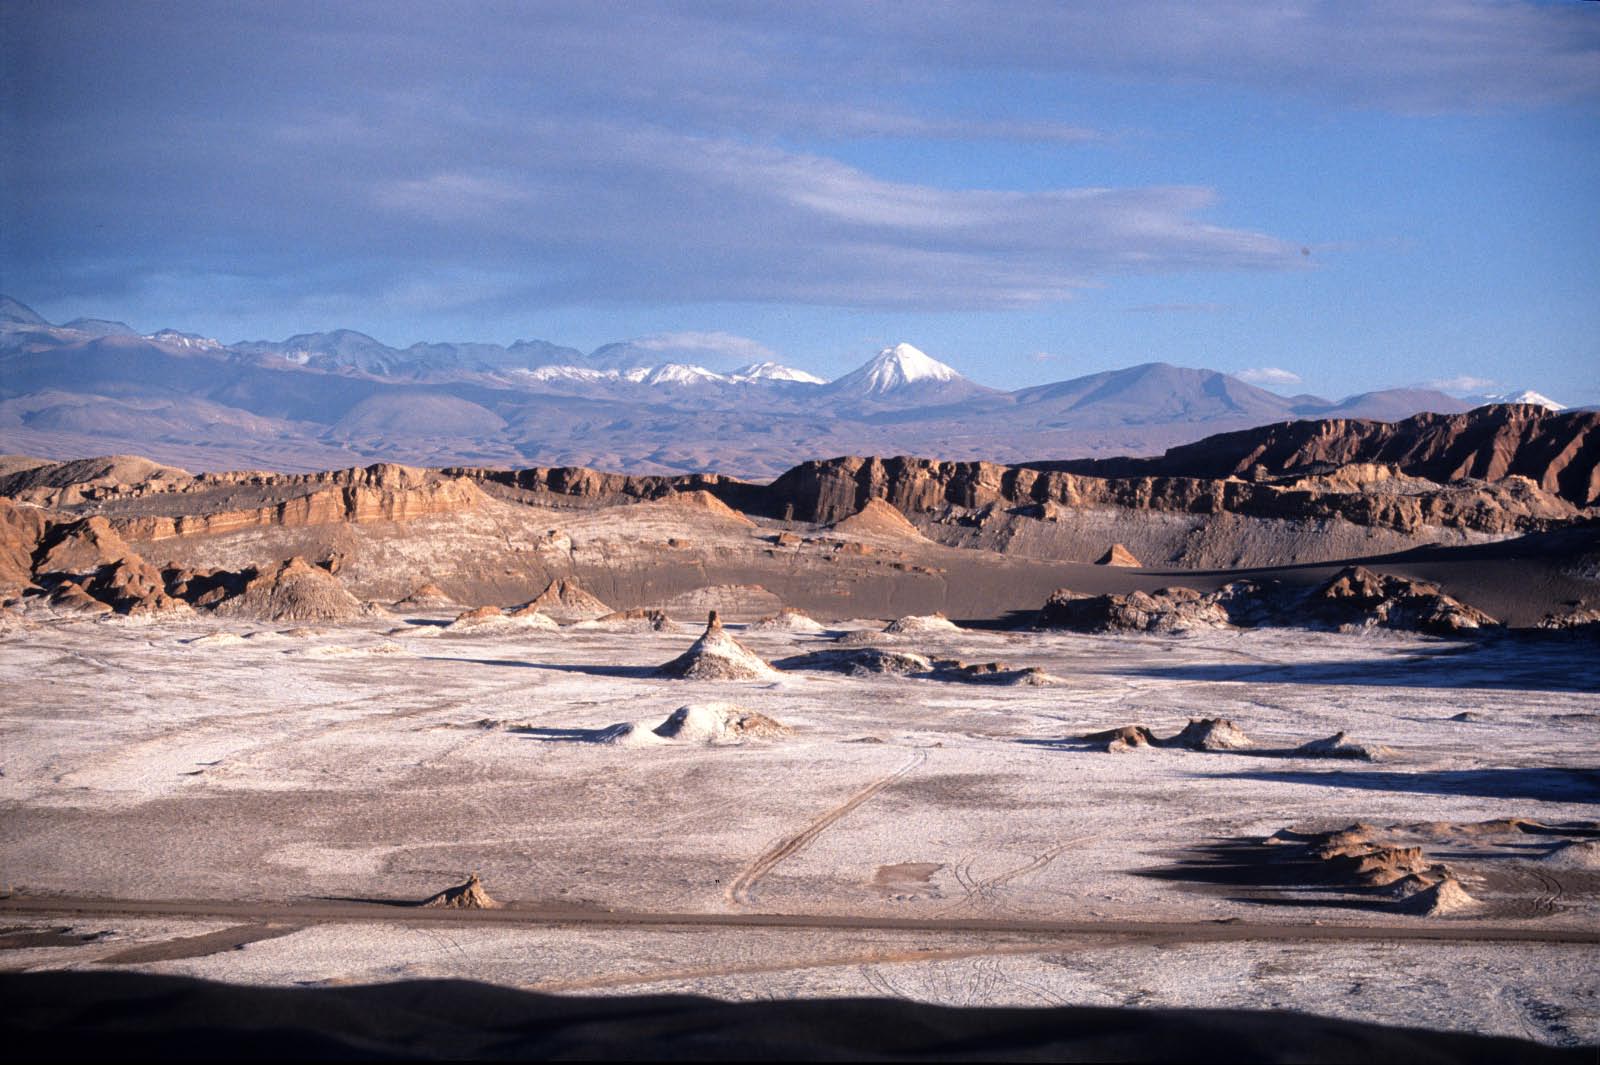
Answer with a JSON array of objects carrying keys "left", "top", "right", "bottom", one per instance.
[
  {"left": 763, "top": 451, "right": 1579, "bottom": 534},
  {"left": 1034, "top": 404, "right": 1600, "bottom": 507}
]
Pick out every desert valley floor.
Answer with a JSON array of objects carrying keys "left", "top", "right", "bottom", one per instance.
[{"left": 2, "top": 610, "right": 1597, "bottom": 1047}]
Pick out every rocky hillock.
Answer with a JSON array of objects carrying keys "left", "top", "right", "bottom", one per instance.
[{"left": 213, "top": 557, "right": 376, "bottom": 622}]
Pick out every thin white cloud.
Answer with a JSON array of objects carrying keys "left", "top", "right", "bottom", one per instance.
[
  {"left": 361, "top": 127, "right": 1301, "bottom": 309},
  {"left": 1425, "top": 375, "right": 1499, "bottom": 393},
  {"left": 1237, "top": 366, "right": 1303, "bottom": 386},
  {"left": 1125, "top": 302, "right": 1228, "bottom": 314},
  {"left": 631, "top": 332, "right": 782, "bottom": 364}
]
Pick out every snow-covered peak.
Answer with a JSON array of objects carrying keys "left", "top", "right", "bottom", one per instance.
[
  {"left": 729, "top": 361, "right": 827, "bottom": 385},
  {"left": 639, "top": 363, "right": 724, "bottom": 386},
  {"left": 1482, "top": 389, "right": 1565, "bottom": 411},
  {"left": 832, "top": 342, "right": 964, "bottom": 395},
  {"left": 512, "top": 364, "right": 616, "bottom": 383},
  {"left": 146, "top": 329, "right": 222, "bottom": 351}
]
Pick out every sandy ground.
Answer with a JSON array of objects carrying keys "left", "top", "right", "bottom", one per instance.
[{"left": 1, "top": 611, "right": 1597, "bottom": 1046}]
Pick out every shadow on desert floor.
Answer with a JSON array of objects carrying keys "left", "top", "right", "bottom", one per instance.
[
  {"left": 1204, "top": 766, "right": 1600, "bottom": 804},
  {"left": 1119, "top": 653, "right": 1600, "bottom": 693},
  {"left": 420, "top": 657, "right": 660, "bottom": 678},
  {"left": 1016, "top": 738, "right": 1377, "bottom": 761},
  {"left": 511, "top": 725, "right": 629, "bottom": 743}
]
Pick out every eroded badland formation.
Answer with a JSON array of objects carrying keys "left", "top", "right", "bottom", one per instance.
[{"left": 3, "top": 402, "right": 1598, "bottom": 1056}]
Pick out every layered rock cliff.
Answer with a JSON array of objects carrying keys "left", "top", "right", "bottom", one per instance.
[
  {"left": 761, "top": 455, "right": 1578, "bottom": 534},
  {"left": 1031, "top": 405, "right": 1600, "bottom": 507}
]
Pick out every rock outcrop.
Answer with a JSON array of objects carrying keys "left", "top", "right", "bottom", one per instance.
[
  {"left": 419, "top": 873, "right": 502, "bottom": 910},
  {"left": 1084, "top": 718, "right": 1251, "bottom": 752},
  {"left": 1394, "top": 876, "right": 1479, "bottom": 916},
  {"left": 0, "top": 455, "right": 193, "bottom": 506},
  {"left": 1292, "top": 732, "right": 1393, "bottom": 761},
  {"left": 1308, "top": 566, "right": 1496, "bottom": 635},
  {"left": 46, "top": 580, "right": 113, "bottom": 615},
  {"left": 776, "top": 648, "right": 935, "bottom": 676},
  {"left": 883, "top": 612, "right": 960, "bottom": 634},
  {"left": 1038, "top": 567, "right": 1497, "bottom": 637},
  {"left": 394, "top": 582, "right": 453, "bottom": 609},
  {"left": 213, "top": 557, "right": 374, "bottom": 622},
  {"left": 0, "top": 498, "right": 51, "bottom": 594},
  {"left": 829, "top": 498, "right": 927, "bottom": 540},
  {"left": 571, "top": 608, "right": 678, "bottom": 632},
  {"left": 1095, "top": 543, "right": 1141, "bottom": 567},
  {"left": 748, "top": 607, "right": 827, "bottom": 633},
  {"left": 444, "top": 604, "right": 559, "bottom": 631},
  {"left": 118, "top": 472, "right": 486, "bottom": 543},
  {"left": 1039, "top": 586, "right": 1231, "bottom": 633},
  {"left": 33, "top": 516, "right": 134, "bottom": 578},
  {"left": 650, "top": 702, "right": 790, "bottom": 742},
  {"left": 28, "top": 515, "right": 188, "bottom": 615},
  {"left": 658, "top": 611, "right": 781, "bottom": 680},
  {"left": 523, "top": 577, "right": 610, "bottom": 623}
]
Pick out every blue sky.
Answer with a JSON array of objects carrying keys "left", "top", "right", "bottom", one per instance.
[{"left": 3, "top": 1, "right": 1597, "bottom": 402}]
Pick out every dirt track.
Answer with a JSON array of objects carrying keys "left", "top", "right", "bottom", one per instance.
[{"left": 5, "top": 893, "right": 1597, "bottom": 946}]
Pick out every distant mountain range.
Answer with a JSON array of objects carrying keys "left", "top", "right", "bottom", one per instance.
[{"left": 0, "top": 295, "right": 1565, "bottom": 477}]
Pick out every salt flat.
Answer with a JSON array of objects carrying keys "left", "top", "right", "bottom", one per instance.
[{"left": 1, "top": 612, "right": 1597, "bottom": 1046}]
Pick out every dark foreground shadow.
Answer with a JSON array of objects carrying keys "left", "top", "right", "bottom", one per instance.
[
  {"left": 1208, "top": 766, "right": 1600, "bottom": 804},
  {"left": 3, "top": 971, "right": 1586, "bottom": 1062}
]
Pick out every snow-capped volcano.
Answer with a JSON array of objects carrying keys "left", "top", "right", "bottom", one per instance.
[
  {"left": 826, "top": 343, "right": 967, "bottom": 397},
  {"left": 1480, "top": 389, "right": 1565, "bottom": 411}
]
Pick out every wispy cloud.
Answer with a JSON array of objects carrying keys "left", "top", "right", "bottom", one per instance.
[
  {"left": 1425, "top": 375, "right": 1499, "bottom": 393},
  {"left": 1125, "top": 302, "right": 1229, "bottom": 314},
  {"left": 629, "top": 332, "right": 783, "bottom": 365},
  {"left": 5, "top": 1, "right": 1593, "bottom": 333},
  {"left": 1237, "top": 366, "right": 1303, "bottom": 386}
]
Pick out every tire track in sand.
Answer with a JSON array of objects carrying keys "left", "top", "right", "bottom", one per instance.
[{"left": 726, "top": 749, "right": 927, "bottom": 908}]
